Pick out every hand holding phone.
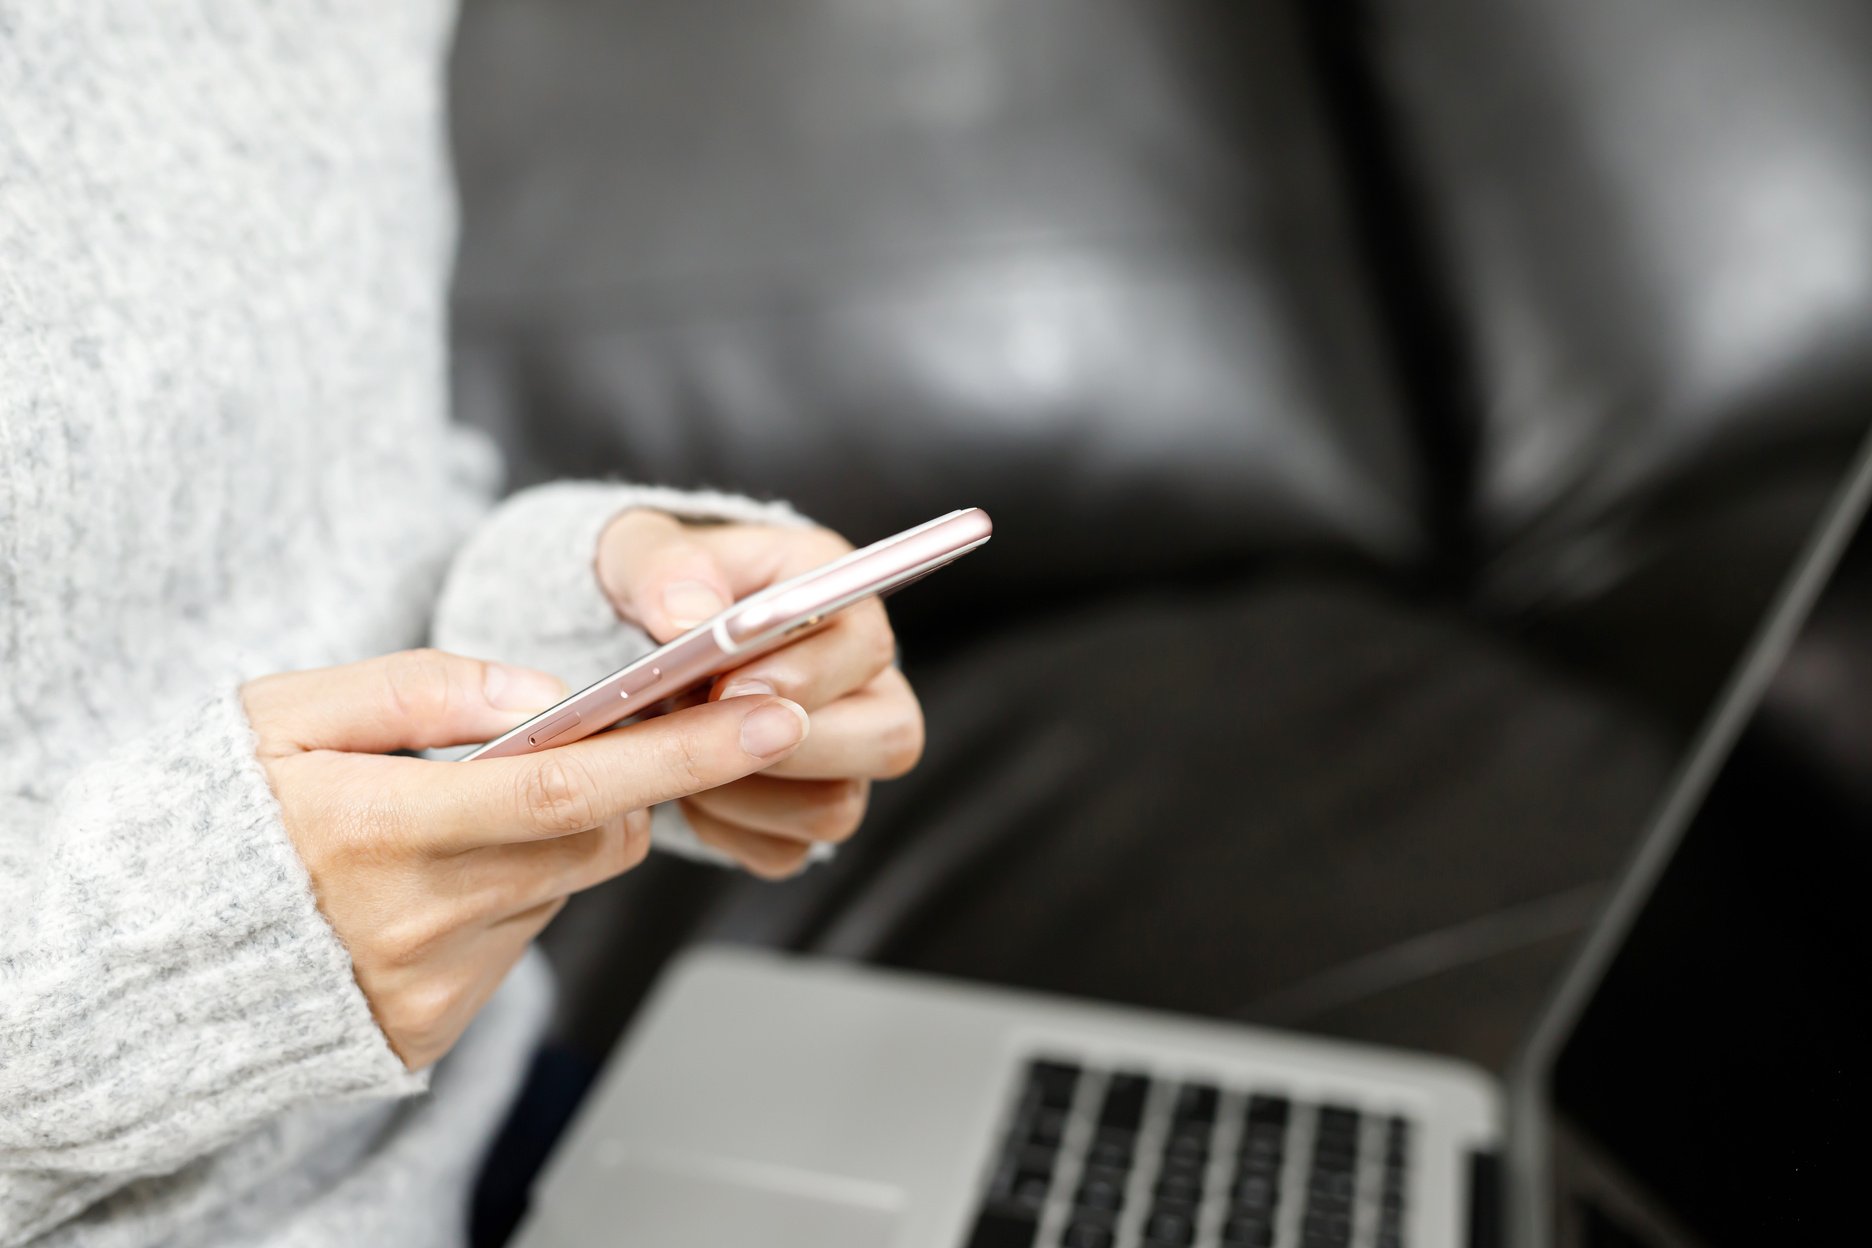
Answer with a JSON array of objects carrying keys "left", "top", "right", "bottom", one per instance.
[{"left": 464, "top": 508, "right": 992, "bottom": 761}]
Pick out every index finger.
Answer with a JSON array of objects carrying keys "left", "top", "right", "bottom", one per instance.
[{"left": 418, "top": 693, "right": 810, "bottom": 850}]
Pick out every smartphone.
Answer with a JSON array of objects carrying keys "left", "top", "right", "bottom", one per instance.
[{"left": 461, "top": 507, "right": 993, "bottom": 761}]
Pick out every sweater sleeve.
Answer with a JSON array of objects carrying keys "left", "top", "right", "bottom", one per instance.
[
  {"left": 0, "top": 689, "right": 423, "bottom": 1248},
  {"left": 431, "top": 480, "right": 813, "bottom": 865}
]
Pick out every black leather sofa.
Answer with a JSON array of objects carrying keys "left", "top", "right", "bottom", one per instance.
[{"left": 446, "top": 0, "right": 1872, "bottom": 1073}]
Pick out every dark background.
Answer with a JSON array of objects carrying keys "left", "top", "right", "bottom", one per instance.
[
  {"left": 1550, "top": 516, "right": 1872, "bottom": 1247},
  {"left": 444, "top": 0, "right": 1872, "bottom": 1073}
]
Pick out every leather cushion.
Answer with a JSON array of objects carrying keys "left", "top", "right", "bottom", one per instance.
[
  {"left": 449, "top": 0, "right": 1429, "bottom": 639},
  {"left": 1356, "top": 0, "right": 1872, "bottom": 714}
]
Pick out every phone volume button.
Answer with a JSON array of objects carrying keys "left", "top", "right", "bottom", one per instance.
[{"left": 618, "top": 666, "right": 663, "bottom": 700}]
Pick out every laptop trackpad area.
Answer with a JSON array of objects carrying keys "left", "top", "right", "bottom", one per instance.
[{"left": 530, "top": 1151, "right": 904, "bottom": 1247}]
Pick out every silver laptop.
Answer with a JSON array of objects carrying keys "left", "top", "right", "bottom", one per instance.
[{"left": 512, "top": 439, "right": 1872, "bottom": 1248}]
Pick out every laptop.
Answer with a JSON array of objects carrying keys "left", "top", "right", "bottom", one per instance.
[{"left": 511, "top": 442, "right": 1872, "bottom": 1248}]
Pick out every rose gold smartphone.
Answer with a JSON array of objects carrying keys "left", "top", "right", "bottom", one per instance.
[{"left": 461, "top": 507, "right": 993, "bottom": 761}]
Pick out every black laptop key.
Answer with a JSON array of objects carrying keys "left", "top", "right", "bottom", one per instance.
[
  {"left": 1075, "top": 1167, "right": 1127, "bottom": 1212},
  {"left": 1013, "top": 1143, "right": 1060, "bottom": 1172},
  {"left": 1308, "top": 1167, "right": 1355, "bottom": 1200},
  {"left": 1239, "top": 1118, "right": 1286, "bottom": 1155},
  {"left": 988, "top": 1155, "right": 1051, "bottom": 1216},
  {"left": 1223, "top": 1215, "right": 1276, "bottom": 1247},
  {"left": 1143, "top": 1206, "right": 1197, "bottom": 1245},
  {"left": 1098, "top": 1071, "right": 1152, "bottom": 1131},
  {"left": 1230, "top": 1170, "right": 1277, "bottom": 1210},
  {"left": 1312, "top": 1132, "right": 1358, "bottom": 1171},
  {"left": 1153, "top": 1171, "right": 1203, "bottom": 1206},
  {"left": 1307, "top": 1195, "right": 1353, "bottom": 1224},
  {"left": 1022, "top": 1110, "right": 1064, "bottom": 1150},
  {"left": 1163, "top": 1130, "right": 1209, "bottom": 1167},
  {"left": 966, "top": 1209, "right": 1040, "bottom": 1248},
  {"left": 1239, "top": 1139, "right": 1283, "bottom": 1174},
  {"left": 1172, "top": 1081, "right": 1220, "bottom": 1124},
  {"left": 1159, "top": 1155, "right": 1204, "bottom": 1186},
  {"left": 1302, "top": 1209, "right": 1353, "bottom": 1244},
  {"left": 1236, "top": 1148, "right": 1282, "bottom": 1182},
  {"left": 1245, "top": 1094, "right": 1291, "bottom": 1126},
  {"left": 1029, "top": 1060, "right": 1082, "bottom": 1111},
  {"left": 1316, "top": 1105, "right": 1360, "bottom": 1136},
  {"left": 990, "top": 1144, "right": 1054, "bottom": 1195},
  {"left": 1008, "top": 1174, "right": 1050, "bottom": 1213},
  {"left": 1063, "top": 1224, "right": 1115, "bottom": 1248},
  {"left": 1086, "top": 1128, "right": 1136, "bottom": 1170}
]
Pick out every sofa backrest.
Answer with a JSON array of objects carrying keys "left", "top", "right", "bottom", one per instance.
[
  {"left": 1345, "top": 0, "right": 1872, "bottom": 715},
  {"left": 449, "top": 0, "right": 1428, "bottom": 645},
  {"left": 451, "top": 0, "right": 1872, "bottom": 711}
]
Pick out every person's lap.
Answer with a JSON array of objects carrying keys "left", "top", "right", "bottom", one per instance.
[
  {"left": 477, "top": 576, "right": 1672, "bottom": 1242},
  {"left": 539, "top": 575, "right": 1672, "bottom": 1066}
]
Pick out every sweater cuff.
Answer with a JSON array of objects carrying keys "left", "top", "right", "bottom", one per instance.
[
  {"left": 433, "top": 481, "right": 811, "bottom": 681},
  {"left": 2, "top": 690, "right": 419, "bottom": 1178}
]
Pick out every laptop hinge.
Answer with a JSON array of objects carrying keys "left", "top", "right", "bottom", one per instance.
[{"left": 1468, "top": 1149, "right": 1504, "bottom": 1248}]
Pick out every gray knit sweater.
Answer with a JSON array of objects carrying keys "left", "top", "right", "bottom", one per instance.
[{"left": 0, "top": 5, "right": 794, "bottom": 1244}]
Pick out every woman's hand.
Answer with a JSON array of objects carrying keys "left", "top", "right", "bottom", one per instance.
[
  {"left": 242, "top": 649, "right": 810, "bottom": 1068},
  {"left": 596, "top": 509, "right": 926, "bottom": 878}
]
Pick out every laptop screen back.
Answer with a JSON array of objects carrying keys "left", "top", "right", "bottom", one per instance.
[{"left": 1521, "top": 454, "right": 1872, "bottom": 1247}]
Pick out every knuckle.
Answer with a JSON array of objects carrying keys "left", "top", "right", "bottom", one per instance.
[
  {"left": 483, "top": 868, "right": 541, "bottom": 919},
  {"left": 747, "top": 841, "right": 812, "bottom": 881},
  {"left": 296, "top": 764, "right": 417, "bottom": 875},
  {"left": 569, "top": 820, "right": 645, "bottom": 887},
  {"left": 861, "top": 610, "right": 899, "bottom": 674},
  {"left": 239, "top": 674, "right": 290, "bottom": 748},
  {"left": 517, "top": 755, "right": 601, "bottom": 835},
  {"left": 381, "top": 648, "right": 461, "bottom": 723},
  {"left": 806, "top": 527, "right": 855, "bottom": 559},
  {"left": 613, "top": 507, "right": 681, "bottom": 543},
  {"left": 877, "top": 711, "right": 926, "bottom": 779},
  {"left": 810, "top": 780, "right": 869, "bottom": 843},
  {"left": 659, "top": 727, "right": 714, "bottom": 794},
  {"left": 529, "top": 896, "right": 571, "bottom": 930},
  {"left": 372, "top": 911, "right": 452, "bottom": 971},
  {"left": 602, "top": 511, "right": 683, "bottom": 581},
  {"left": 384, "top": 978, "right": 460, "bottom": 1053},
  {"left": 619, "top": 809, "right": 654, "bottom": 869}
]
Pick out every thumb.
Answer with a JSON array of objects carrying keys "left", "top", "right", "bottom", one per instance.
[
  {"left": 243, "top": 649, "right": 567, "bottom": 755},
  {"left": 597, "top": 508, "right": 736, "bottom": 643}
]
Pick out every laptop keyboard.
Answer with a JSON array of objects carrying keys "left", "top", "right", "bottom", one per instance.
[{"left": 963, "top": 1058, "right": 1413, "bottom": 1248}]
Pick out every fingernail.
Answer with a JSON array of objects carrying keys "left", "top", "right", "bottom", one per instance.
[
  {"left": 485, "top": 663, "right": 567, "bottom": 712},
  {"left": 740, "top": 699, "right": 810, "bottom": 758},
  {"left": 662, "top": 579, "right": 729, "bottom": 630},
  {"left": 720, "top": 678, "right": 776, "bottom": 701}
]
